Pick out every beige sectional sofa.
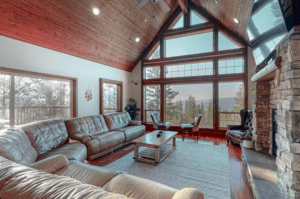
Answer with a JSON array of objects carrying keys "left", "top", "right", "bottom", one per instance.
[{"left": 0, "top": 112, "right": 204, "bottom": 199}]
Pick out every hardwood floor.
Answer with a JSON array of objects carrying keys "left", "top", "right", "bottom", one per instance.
[{"left": 87, "top": 131, "right": 254, "bottom": 199}]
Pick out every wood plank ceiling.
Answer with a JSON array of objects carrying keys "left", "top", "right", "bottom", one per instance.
[
  {"left": 193, "top": 0, "right": 253, "bottom": 43},
  {"left": 0, "top": 0, "right": 253, "bottom": 72}
]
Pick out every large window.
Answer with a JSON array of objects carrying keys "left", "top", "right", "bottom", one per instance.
[
  {"left": 218, "top": 32, "right": 240, "bottom": 51},
  {"left": 191, "top": 11, "right": 206, "bottom": 26},
  {"left": 0, "top": 70, "right": 76, "bottom": 130},
  {"left": 219, "top": 82, "right": 244, "bottom": 128},
  {"left": 165, "top": 61, "right": 213, "bottom": 78},
  {"left": 100, "top": 79, "right": 123, "bottom": 114},
  {"left": 142, "top": 5, "right": 247, "bottom": 130},
  {"left": 218, "top": 58, "right": 243, "bottom": 75},
  {"left": 165, "top": 32, "right": 213, "bottom": 58},
  {"left": 144, "top": 85, "right": 160, "bottom": 123},
  {"left": 148, "top": 45, "right": 160, "bottom": 60},
  {"left": 14, "top": 76, "right": 71, "bottom": 125},
  {"left": 165, "top": 83, "right": 213, "bottom": 128},
  {"left": 144, "top": 66, "right": 160, "bottom": 79}
]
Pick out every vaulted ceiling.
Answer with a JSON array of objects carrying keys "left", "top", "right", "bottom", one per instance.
[{"left": 0, "top": 0, "right": 254, "bottom": 72}]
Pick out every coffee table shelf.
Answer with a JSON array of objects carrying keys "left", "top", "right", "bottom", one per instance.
[{"left": 131, "top": 131, "right": 178, "bottom": 166}]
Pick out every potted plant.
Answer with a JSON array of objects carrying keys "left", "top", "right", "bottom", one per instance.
[{"left": 125, "top": 98, "right": 141, "bottom": 120}]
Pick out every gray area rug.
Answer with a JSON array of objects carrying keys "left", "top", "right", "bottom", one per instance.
[{"left": 105, "top": 141, "right": 230, "bottom": 199}]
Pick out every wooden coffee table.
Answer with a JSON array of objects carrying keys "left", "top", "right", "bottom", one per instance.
[{"left": 131, "top": 130, "right": 178, "bottom": 165}]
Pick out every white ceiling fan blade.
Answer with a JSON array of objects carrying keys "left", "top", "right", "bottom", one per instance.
[
  {"left": 158, "top": 0, "right": 170, "bottom": 12},
  {"left": 137, "top": 0, "right": 149, "bottom": 8}
]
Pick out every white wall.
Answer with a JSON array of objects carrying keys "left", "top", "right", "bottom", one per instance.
[
  {"left": 130, "top": 61, "right": 142, "bottom": 120},
  {"left": 0, "top": 36, "right": 131, "bottom": 117}
]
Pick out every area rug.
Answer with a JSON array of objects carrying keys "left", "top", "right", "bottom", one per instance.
[{"left": 104, "top": 141, "right": 230, "bottom": 199}]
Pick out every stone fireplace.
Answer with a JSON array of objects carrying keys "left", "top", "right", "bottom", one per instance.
[{"left": 252, "top": 26, "right": 300, "bottom": 198}]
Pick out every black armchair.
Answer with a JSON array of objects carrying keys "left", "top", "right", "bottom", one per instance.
[{"left": 226, "top": 110, "right": 253, "bottom": 145}]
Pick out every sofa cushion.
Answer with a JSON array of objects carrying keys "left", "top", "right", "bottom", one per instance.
[
  {"left": 85, "top": 131, "right": 125, "bottom": 156},
  {"left": 36, "top": 142, "right": 87, "bottom": 163},
  {"left": 172, "top": 188, "right": 204, "bottom": 199},
  {"left": 21, "top": 119, "right": 69, "bottom": 155},
  {"left": 116, "top": 126, "right": 145, "bottom": 142},
  {"left": 65, "top": 115, "right": 109, "bottom": 138},
  {"left": 103, "top": 174, "right": 178, "bottom": 199},
  {"left": 0, "top": 128, "right": 38, "bottom": 166},
  {"left": 0, "top": 157, "right": 130, "bottom": 199},
  {"left": 103, "top": 112, "right": 132, "bottom": 130},
  {"left": 54, "top": 161, "right": 121, "bottom": 187},
  {"left": 30, "top": 155, "right": 69, "bottom": 174}
]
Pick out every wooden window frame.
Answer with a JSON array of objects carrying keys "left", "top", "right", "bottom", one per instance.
[
  {"left": 141, "top": 3, "right": 249, "bottom": 132},
  {"left": 99, "top": 78, "right": 123, "bottom": 114},
  {"left": 0, "top": 67, "right": 77, "bottom": 128}
]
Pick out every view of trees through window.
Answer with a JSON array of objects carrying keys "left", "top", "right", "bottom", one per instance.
[
  {"left": 219, "top": 82, "right": 244, "bottom": 128},
  {"left": 148, "top": 45, "right": 160, "bottom": 60},
  {"left": 14, "top": 76, "right": 71, "bottom": 126},
  {"left": 103, "top": 83, "right": 118, "bottom": 113},
  {"left": 144, "top": 85, "right": 160, "bottom": 123},
  {"left": 0, "top": 73, "right": 72, "bottom": 130},
  {"left": 0, "top": 74, "right": 10, "bottom": 130},
  {"left": 144, "top": 66, "right": 160, "bottom": 79},
  {"left": 165, "top": 84, "right": 213, "bottom": 128}
]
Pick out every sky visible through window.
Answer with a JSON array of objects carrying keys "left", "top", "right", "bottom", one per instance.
[{"left": 247, "top": 0, "right": 287, "bottom": 64}]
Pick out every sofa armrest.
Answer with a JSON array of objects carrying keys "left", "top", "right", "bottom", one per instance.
[
  {"left": 172, "top": 188, "right": 204, "bottom": 199},
  {"left": 69, "top": 132, "right": 92, "bottom": 143},
  {"left": 227, "top": 125, "right": 245, "bottom": 130},
  {"left": 129, "top": 120, "right": 142, "bottom": 126},
  {"left": 30, "top": 155, "right": 69, "bottom": 173}
]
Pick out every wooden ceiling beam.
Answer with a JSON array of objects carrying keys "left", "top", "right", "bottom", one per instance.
[{"left": 178, "top": 0, "right": 189, "bottom": 14}]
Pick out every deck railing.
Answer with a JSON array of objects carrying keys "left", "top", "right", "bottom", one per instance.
[
  {"left": 0, "top": 106, "right": 70, "bottom": 128},
  {"left": 219, "top": 112, "right": 241, "bottom": 128}
]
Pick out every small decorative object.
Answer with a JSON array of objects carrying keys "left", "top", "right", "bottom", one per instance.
[
  {"left": 243, "top": 140, "right": 253, "bottom": 149},
  {"left": 125, "top": 98, "right": 140, "bottom": 120},
  {"left": 85, "top": 86, "right": 92, "bottom": 101},
  {"left": 131, "top": 81, "right": 138, "bottom": 85},
  {"left": 157, "top": 131, "right": 163, "bottom": 137}
]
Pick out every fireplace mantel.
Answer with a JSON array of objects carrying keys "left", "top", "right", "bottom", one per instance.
[{"left": 251, "top": 57, "right": 282, "bottom": 82}]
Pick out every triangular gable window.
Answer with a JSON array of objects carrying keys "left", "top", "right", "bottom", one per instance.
[
  {"left": 170, "top": 15, "right": 184, "bottom": 29},
  {"left": 191, "top": 11, "right": 206, "bottom": 26},
  {"left": 218, "top": 32, "right": 240, "bottom": 51},
  {"left": 148, "top": 45, "right": 160, "bottom": 60}
]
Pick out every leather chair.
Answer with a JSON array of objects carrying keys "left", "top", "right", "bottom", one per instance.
[
  {"left": 226, "top": 110, "right": 253, "bottom": 145},
  {"left": 151, "top": 112, "right": 171, "bottom": 130},
  {"left": 181, "top": 114, "right": 202, "bottom": 141}
]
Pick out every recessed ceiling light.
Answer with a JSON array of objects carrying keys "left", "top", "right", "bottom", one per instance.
[
  {"left": 215, "top": 0, "right": 218, "bottom": 3},
  {"left": 234, "top": 18, "right": 239, "bottom": 23},
  {"left": 135, "top": 37, "right": 140, "bottom": 43},
  {"left": 145, "top": 19, "right": 147, "bottom": 22},
  {"left": 93, "top": 8, "right": 100, "bottom": 15}
]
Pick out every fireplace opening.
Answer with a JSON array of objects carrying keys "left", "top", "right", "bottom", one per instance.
[{"left": 272, "top": 109, "right": 277, "bottom": 157}]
